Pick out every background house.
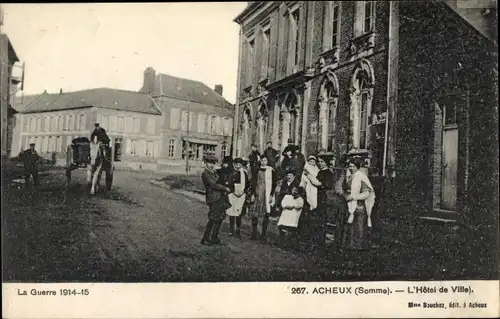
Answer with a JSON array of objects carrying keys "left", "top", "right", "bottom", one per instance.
[
  {"left": 12, "top": 88, "right": 163, "bottom": 171},
  {"left": 139, "top": 67, "right": 234, "bottom": 172}
]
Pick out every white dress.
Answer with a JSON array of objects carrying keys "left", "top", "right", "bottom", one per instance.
[
  {"left": 226, "top": 168, "right": 246, "bottom": 217},
  {"left": 277, "top": 195, "right": 304, "bottom": 228}
]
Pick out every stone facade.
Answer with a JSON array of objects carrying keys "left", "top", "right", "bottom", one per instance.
[
  {"left": 233, "top": 1, "right": 498, "bottom": 223},
  {"left": 0, "top": 32, "right": 19, "bottom": 156}
]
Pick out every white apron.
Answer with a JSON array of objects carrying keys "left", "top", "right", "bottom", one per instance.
[
  {"left": 278, "top": 195, "right": 304, "bottom": 228},
  {"left": 226, "top": 168, "right": 246, "bottom": 217}
]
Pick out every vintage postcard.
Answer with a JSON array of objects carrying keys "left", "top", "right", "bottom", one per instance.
[{"left": 1, "top": 1, "right": 499, "bottom": 318}]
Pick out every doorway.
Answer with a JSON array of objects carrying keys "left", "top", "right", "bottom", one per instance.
[
  {"left": 114, "top": 138, "right": 122, "bottom": 162},
  {"left": 441, "top": 101, "right": 458, "bottom": 210}
]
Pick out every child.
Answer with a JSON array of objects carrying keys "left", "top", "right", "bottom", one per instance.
[{"left": 277, "top": 185, "right": 305, "bottom": 248}]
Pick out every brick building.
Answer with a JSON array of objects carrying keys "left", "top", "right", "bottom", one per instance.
[
  {"left": 139, "top": 67, "right": 234, "bottom": 171},
  {"left": 12, "top": 69, "right": 234, "bottom": 172},
  {"left": 232, "top": 1, "right": 498, "bottom": 225}
]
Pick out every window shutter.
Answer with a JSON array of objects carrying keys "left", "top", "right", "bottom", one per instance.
[
  {"left": 125, "top": 117, "right": 133, "bottom": 133},
  {"left": 170, "top": 108, "right": 179, "bottom": 129},
  {"left": 109, "top": 115, "right": 117, "bottom": 131}
]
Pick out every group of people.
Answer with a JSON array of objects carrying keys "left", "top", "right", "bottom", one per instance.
[{"left": 200, "top": 138, "right": 377, "bottom": 253}]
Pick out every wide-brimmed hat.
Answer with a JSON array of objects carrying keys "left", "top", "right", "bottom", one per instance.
[
  {"left": 307, "top": 155, "right": 317, "bottom": 161},
  {"left": 233, "top": 157, "right": 244, "bottom": 164},
  {"left": 203, "top": 154, "right": 218, "bottom": 164},
  {"left": 29, "top": 143, "right": 35, "bottom": 146}
]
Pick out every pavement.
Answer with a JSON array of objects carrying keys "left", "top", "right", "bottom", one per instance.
[{"left": 2, "top": 166, "right": 496, "bottom": 282}]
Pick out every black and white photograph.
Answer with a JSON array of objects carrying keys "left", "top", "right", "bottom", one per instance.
[{"left": 1, "top": 1, "right": 499, "bottom": 318}]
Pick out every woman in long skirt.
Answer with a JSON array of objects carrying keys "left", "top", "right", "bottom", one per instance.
[
  {"left": 342, "top": 157, "right": 375, "bottom": 250},
  {"left": 246, "top": 157, "right": 277, "bottom": 241}
]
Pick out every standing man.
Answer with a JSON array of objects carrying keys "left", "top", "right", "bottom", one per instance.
[
  {"left": 19, "top": 143, "right": 41, "bottom": 186},
  {"left": 262, "top": 141, "right": 280, "bottom": 170},
  {"left": 248, "top": 144, "right": 261, "bottom": 181},
  {"left": 90, "top": 123, "right": 111, "bottom": 145},
  {"left": 201, "top": 155, "right": 232, "bottom": 245}
]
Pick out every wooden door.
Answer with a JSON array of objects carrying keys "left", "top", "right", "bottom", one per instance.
[{"left": 441, "top": 101, "right": 458, "bottom": 210}]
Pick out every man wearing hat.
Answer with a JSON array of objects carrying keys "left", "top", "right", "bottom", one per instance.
[
  {"left": 201, "top": 154, "right": 232, "bottom": 245},
  {"left": 90, "top": 123, "right": 111, "bottom": 145},
  {"left": 262, "top": 141, "right": 280, "bottom": 170},
  {"left": 19, "top": 143, "right": 41, "bottom": 186}
]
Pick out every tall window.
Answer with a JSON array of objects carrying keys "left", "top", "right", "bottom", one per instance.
[
  {"left": 262, "top": 26, "right": 271, "bottom": 78},
  {"left": 209, "top": 116, "right": 217, "bottom": 134},
  {"left": 325, "top": 82, "right": 338, "bottom": 152},
  {"left": 364, "top": 1, "right": 374, "bottom": 34},
  {"left": 109, "top": 115, "right": 117, "bottom": 131},
  {"left": 291, "top": 9, "right": 300, "bottom": 67},
  {"left": 359, "top": 92, "right": 369, "bottom": 149},
  {"left": 101, "top": 115, "right": 109, "bottom": 130},
  {"left": 36, "top": 117, "right": 42, "bottom": 132},
  {"left": 331, "top": 3, "right": 340, "bottom": 48},
  {"left": 147, "top": 118, "right": 155, "bottom": 134},
  {"left": 44, "top": 116, "right": 50, "bottom": 131},
  {"left": 125, "top": 117, "right": 133, "bottom": 133},
  {"left": 197, "top": 113, "right": 206, "bottom": 133},
  {"left": 133, "top": 118, "right": 141, "bottom": 133},
  {"left": 246, "top": 37, "right": 255, "bottom": 86},
  {"left": 30, "top": 117, "right": 36, "bottom": 132},
  {"left": 221, "top": 144, "right": 227, "bottom": 159},
  {"left": 80, "top": 114, "right": 86, "bottom": 130},
  {"left": 222, "top": 117, "right": 231, "bottom": 136},
  {"left": 66, "top": 115, "right": 72, "bottom": 131},
  {"left": 355, "top": 1, "right": 375, "bottom": 36},
  {"left": 56, "top": 136, "right": 62, "bottom": 152},
  {"left": 117, "top": 116, "right": 125, "bottom": 132},
  {"left": 170, "top": 108, "right": 180, "bottom": 129},
  {"left": 130, "top": 140, "right": 137, "bottom": 155},
  {"left": 51, "top": 116, "right": 57, "bottom": 131},
  {"left": 42, "top": 136, "right": 48, "bottom": 153},
  {"left": 181, "top": 111, "right": 189, "bottom": 131}
]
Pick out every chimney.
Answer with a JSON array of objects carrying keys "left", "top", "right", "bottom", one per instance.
[
  {"left": 143, "top": 67, "right": 156, "bottom": 95},
  {"left": 214, "top": 85, "right": 223, "bottom": 96}
]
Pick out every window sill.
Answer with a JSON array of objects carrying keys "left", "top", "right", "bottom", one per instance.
[{"left": 349, "top": 31, "right": 376, "bottom": 57}]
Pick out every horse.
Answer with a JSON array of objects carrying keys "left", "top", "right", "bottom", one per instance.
[{"left": 87, "top": 142, "right": 112, "bottom": 195}]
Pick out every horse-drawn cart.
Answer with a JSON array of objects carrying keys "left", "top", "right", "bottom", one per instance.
[{"left": 65, "top": 137, "right": 114, "bottom": 193}]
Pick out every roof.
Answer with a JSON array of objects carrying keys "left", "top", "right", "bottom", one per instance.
[
  {"left": 140, "top": 73, "right": 233, "bottom": 109},
  {"left": 234, "top": 1, "right": 263, "bottom": 24},
  {"left": 18, "top": 88, "right": 162, "bottom": 115},
  {"left": 0, "top": 34, "right": 20, "bottom": 62}
]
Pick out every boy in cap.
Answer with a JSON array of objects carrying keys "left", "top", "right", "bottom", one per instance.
[
  {"left": 201, "top": 154, "right": 232, "bottom": 245},
  {"left": 19, "top": 143, "right": 41, "bottom": 186}
]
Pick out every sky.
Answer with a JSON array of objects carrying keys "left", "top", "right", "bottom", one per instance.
[{"left": 2, "top": 2, "right": 247, "bottom": 104}]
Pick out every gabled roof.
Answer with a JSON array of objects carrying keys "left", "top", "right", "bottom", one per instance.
[
  {"left": 18, "top": 88, "right": 161, "bottom": 115},
  {"left": 140, "top": 73, "right": 233, "bottom": 109}
]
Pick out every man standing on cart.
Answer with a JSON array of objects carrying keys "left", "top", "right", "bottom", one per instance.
[{"left": 90, "top": 123, "right": 111, "bottom": 145}]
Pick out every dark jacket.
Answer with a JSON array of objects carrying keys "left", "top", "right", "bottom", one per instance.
[
  {"left": 216, "top": 167, "right": 234, "bottom": 190},
  {"left": 262, "top": 147, "right": 280, "bottom": 168},
  {"left": 90, "top": 127, "right": 110, "bottom": 144},
  {"left": 19, "top": 149, "right": 40, "bottom": 171},
  {"left": 230, "top": 169, "right": 250, "bottom": 194},
  {"left": 202, "top": 168, "right": 228, "bottom": 204},
  {"left": 248, "top": 150, "right": 261, "bottom": 167}
]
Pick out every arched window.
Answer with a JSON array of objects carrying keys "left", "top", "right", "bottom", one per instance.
[
  {"left": 257, "top": 102, "right": 268, "bottom": 152},
  {"left": 349, "top": 59, "right": 374, "bottom": 151},
  {"left": 279, "top": 93, "right": 300, "bottom": 151}
]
